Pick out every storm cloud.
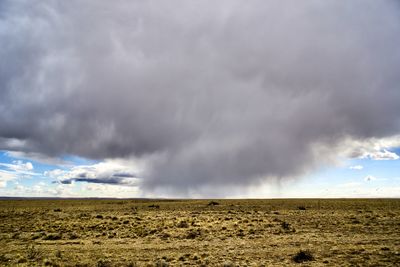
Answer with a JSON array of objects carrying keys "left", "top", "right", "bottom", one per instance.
[
  {"left": 57, "top": 172, "right": 137, "bottom": 185},
  {"left": 1, "top": 1, "right": 400, "bottom": 193}
]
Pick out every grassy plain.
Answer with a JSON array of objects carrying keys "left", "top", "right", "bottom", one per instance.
[{"left": 0, "top": 198, "right": 399, "bottom": 266}]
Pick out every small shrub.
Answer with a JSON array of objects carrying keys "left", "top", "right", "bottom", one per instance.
[
  {"left": 55, "top": 250, "right": 62, "bottom": 258},
  {"left": 155, "top": 260, "right": 169, "bottom": 267},
  {"left": 26, "top": 244, "right": 43, "bottom": 260},
  {"left": 0, "top": 254, "right": 10, "bottom": 263},
  {"left": 69, "top": 232, "right": 79, "bottom": 240},
  {"left": 53, "top": 208, "right": 62, "bottom": 212},
  {"left": 237, "top": 229, "right": 245, "bottom": 237},
  {"left": 43, "top": 258, "right": 59, "bottom": 266},
  {"left": 298, "top": 206, "right": 306, "bottom": 210},
  {"left": 207, "top": 201, "right": 219, "bottom": 206},
  {"left": 223, "top": 261, "right": 235, "bottom": 267},
  {"left": 31, "top": 232, "right": 44, "bottom": 240},
  {"left": 43, "top": 233, "right": 62, "bottom": 240},
  {"left": 96, "top": 259, "right": 112, "bottom": 267},
  {"left": 108, "top": 232, "right": 117, "bottom": 238},
  {"left": 17, "top": 257, "right": 27, "bottom": 263},
  {"left": 281, "top": 221, "right": 290, "bottom": 230},
  {"left": 160, "top": 232, "right": 170, "bottom": 240},
  {"left": 186, "top": 229, "right": 201, "bottom": 239},
  {"left": 292, "top": 250, "right": 314, "bottom": 263},
  {"left": 177, "top": 220, "right": 189, "bottom": 228},
  {"left": 11, "top": 232, "right": 20, "bottom": 239},
  {"left": 149, "top": 229, "right": 158, "bottom": 235}
]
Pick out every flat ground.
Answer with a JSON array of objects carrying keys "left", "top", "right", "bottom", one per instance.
[{"left": 0, "top": 199, "right": 399, "bottom": 266}]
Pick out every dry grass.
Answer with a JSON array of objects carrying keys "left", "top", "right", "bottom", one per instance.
[{"left": 0, "top": 198, "right": 399, "bottom": 266}]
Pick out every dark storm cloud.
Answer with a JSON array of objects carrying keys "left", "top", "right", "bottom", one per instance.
[
  {"left": 1, "top": 0, "right": 400, "bottom": 193},
  {"left": 58, "top": 177, "right": 132, "bottom": 185},
  {"left": 55, "top": 171, "right": 137, "bottom": 185}
]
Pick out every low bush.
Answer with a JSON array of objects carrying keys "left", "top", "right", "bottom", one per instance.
[
  {"left": 26, "top": 244, "right": 43, "bottom": 260},
  {"left": 177, "top": 220, "right": 189, "bottom": 228},
  {"left": 281, "top": 221, "right": 290, "bottom": 230},
  {"left": 186, "top": 229, "right": 201, "bottom": 239},
  {"left": 96, "top": 259, "right": 112, "bottom": 267},
  {"left": 43, "top": 233, "right": 62, "bottom": 240},
  {"left": 292, "top": 250, "right": 314, "bottom": 263},
  {"left": 207, "top": 201, "right": 219, "bottom": 206}
]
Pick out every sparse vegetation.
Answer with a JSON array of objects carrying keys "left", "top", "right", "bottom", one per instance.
[{"left": 0, "top": 199, "right": 398, "bottom": 266}]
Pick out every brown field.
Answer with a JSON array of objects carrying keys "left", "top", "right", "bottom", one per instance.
[{"left": 0, "top": 198, "right": 399, "bottom": 266}]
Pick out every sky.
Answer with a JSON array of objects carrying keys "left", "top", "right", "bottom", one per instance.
[{"left": 0, "top": 0, "right": 400, "bottom": 198}]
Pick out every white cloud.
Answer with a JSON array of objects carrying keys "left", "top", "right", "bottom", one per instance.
[
  {"left": 343, "top": 135, "right": 400, "bottom": 161},
  {"left": 47, "top": 159, "right": 142, "bottom": 186},
  {"left": 0, "top": 160, "right": 34, "bottom": 172},
  {"left": 349, "top": 165, "right": 363, "bottom": 170},
  {"left": 367, "top": 149, "right": 399, "bottom": 160},
  {"left": 83, "top": 183, "right": 140, "bottom": 198},
  {"left": 8, "top": 182, "right": 77, "bottom": 197},
  {"left": 44, "top": 169, "right": 66, "bottom": 178},
  {"left": 324, "top": 186, "right": 400, "bottom": 198},
  {"left": 0, "top": 180, "right": 7, "bottom": 188},
  {"left": 0, "top": 160, "right": 38, "bottom": 187},
  {"left": 0, "top": 171, "right": 15, "bottom": 188},
  {"left": 1, "top": 177, "right": 137, "bottom": 198}
]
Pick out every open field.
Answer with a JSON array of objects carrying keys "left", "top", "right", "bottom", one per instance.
[{"left": 0, "top": 199, "right": 399, "bottom": 266}]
